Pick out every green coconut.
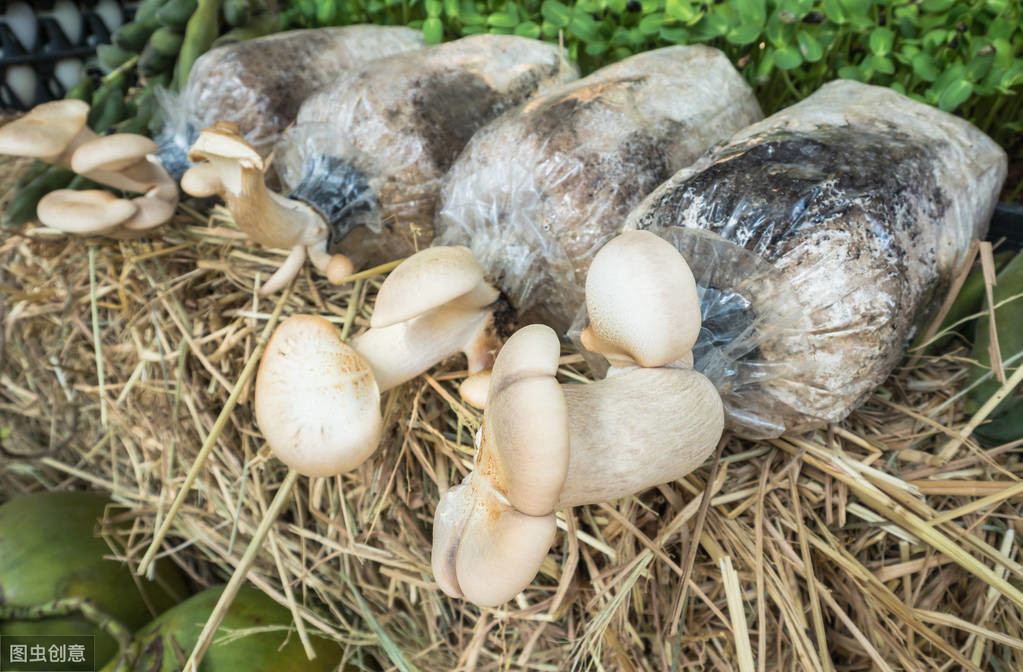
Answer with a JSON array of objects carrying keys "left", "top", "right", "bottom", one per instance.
[
  {"left": 100, "top": 584, "right": 344, "bottom": 671},
  {"left": 0, "top": 491, "right": 189, "bottom": 667}
]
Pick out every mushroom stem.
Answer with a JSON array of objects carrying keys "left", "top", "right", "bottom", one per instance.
[
  {"left": 259, "top": 245, "right": 307, "bottom": 296},
  {"left": 558, "top": 365, "right": 722, "bottom": 508},
  {"left": 228, "top": 165, "right": 327, "bottom": 249},
  {"left": 188, "top": 123, "right": 329, "bottom": 256},
  {"left": 351, "top": 303, "right": 499, "bottom": 392}
]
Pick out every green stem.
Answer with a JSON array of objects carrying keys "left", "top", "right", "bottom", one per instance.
[
  {"left": 0, "top": 598, "right": 137, "bottom": 662},
  {"left": 101, "top": 55, "right": 140, "bottom": 86},
  {"left": 980, "top": 94, "right": 1004, "bottom": 136}
]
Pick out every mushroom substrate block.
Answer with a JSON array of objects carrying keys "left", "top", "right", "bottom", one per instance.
[
  {"left": 627, "top": 79, "right": 1008, "bottom": 437},
  {"left": 154, "top": 25, "right": 426, "bottom": 179},
  {"left": 434, "top": 44, "right": 762, "bottom": 333},
  {"left": 273, "top": 33, "right": 579, "bottom": 267}
]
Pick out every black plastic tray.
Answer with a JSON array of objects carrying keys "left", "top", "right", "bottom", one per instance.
[
  {"left": 1, "top": 1, "right": 131, "bottom": 109},
  {"left": 991, "top": 202, "right": 1023, "bottom": 250}
]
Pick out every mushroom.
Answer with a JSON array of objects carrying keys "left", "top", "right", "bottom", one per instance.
[
  {"left": 36, "top": 187, "right": 177, "bottom": 239},
  {"left": 184, "top": 123, "right": 350, "bottom": 295},
  {"left": 179, "top": 161, "right": 222, "bottom": 198},
  {"left": 36, "top": 189, "right": 138, "bottom": 235},
  {"left": 253, "top": 245, "right": 504, "bottom": 474},
  {"left": 349, "top": 245, "right": 502, "bottom": 394},
  {"left": 431, "top": 231, "right": 725, "bottom": 607},
  {"left": 70, "top": 133, "right": 178, "bottom": 201},
  {"left": 0, "top": 99, "right": 94, "bottom": 166},
  {"left": 0, "top": 103, "right": 180, "bottom": 236},
  {"left": 254, "top": 314, "right": 382, "bottom": 477}
]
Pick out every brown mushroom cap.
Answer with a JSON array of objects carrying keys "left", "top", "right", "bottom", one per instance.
[
  {"left": 254, "top": 314, "right": 383, "bottom": 477},
  {"left": 187, "top": 125, "right": 263, "bottom": 168},
  {"left": 70, "top": 133, "right": 159, "bottom": 174},
  {"left": 36, "top": 189, "right": 138, "bottom": 234},
  {"left": 0, "top": 99, "right": 89, "bottom": 161}
]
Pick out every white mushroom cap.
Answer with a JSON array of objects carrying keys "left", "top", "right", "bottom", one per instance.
[
  {"left": 0, "top": 99, "right": 89, "bottom": 163},
  {"left": 188, "top": 125, "right": 263, "bottom": 198},
  {"left": 255, "top": 314, "right": 383, "bottom": 477},
  {"left": 482, "top": 324, "right": 569, "bottom": 517},
  {"left": 36, "top": 189, "right": 137, "bottom": 234},
  {"left": 70, "top": 133, "right": 158, "bottom": 174},
  {"left": 583, "top": 230, "right": 701, "bottom": 367},
  {"left": 432, "top": 324, "right": 567, "bottom": 606},
  {"left": 371, "top": 246, "right": 497, "bottom": 328},
  {"left": 180, "top": 162, "right": 223, "bottom": 198},
  {"left": 449, "top": 485, "right": 556, "bottom": 608},
  {"left": 120, "top": 194, "right": 176, "bottom": 232}
]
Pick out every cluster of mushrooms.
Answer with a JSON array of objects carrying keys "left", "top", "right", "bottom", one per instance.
[
  {"left": 1, "top": 28, "right": 1006, "bottom": 611},
  {"left": 0, "top": 99, "right": 177, "bottom": 236},
  {"left": 255, "top": 230, "right": 725, "bottom": 606}
]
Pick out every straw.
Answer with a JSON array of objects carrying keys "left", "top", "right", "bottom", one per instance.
[{"left": 2, "top": 171, "right": 1022, "bottom": 669}]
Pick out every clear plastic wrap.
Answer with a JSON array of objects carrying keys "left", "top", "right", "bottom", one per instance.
[
  {"left": 273, "top": 34, "right": 577, "bottom": 268},
  {"left": 626, "top": 80, "right": 1008, "bottom": 437},
  {"left": 433, "top": 45, "right": 762, "bottom": 331},
  {"left": 569, "top": 228, "right": 813, "bottom": 439},
  {"left": 154, "top": 25, "right": 425, "bottom": 179}
]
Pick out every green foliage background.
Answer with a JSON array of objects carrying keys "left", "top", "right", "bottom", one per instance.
[{"left": 281, "top": 0, "right": 1022, "bottom": 200}]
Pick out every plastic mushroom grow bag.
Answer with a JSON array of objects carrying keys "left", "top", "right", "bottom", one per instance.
[
  {"left": 154, "top": 25, "right": 425, "bottom": 179},
  {"left": 271, "top": 34, "right": 577, "bottom": 267},
  {"left": 433, "top": 45, "right": 762, "bottom": 332},
  {"left": 617, "top": 80, "right": 1007, "bottom": 438}
]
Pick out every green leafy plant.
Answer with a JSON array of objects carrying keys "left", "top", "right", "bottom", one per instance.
[{"left": 282, "top": 0, "right": 1022, "bottom": 200}]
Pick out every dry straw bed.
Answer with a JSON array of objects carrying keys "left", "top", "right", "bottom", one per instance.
[{"left": 2, "top": 166, "right": 1023, "bottom": 670}]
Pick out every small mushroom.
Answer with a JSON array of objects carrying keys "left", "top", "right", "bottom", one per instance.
[
  {"left": 70, "top": 133, "right": 176, "bottom": 198},
  {"left": 253, "top": 245, "right": 502, "bottom": 475},
  {"left": 36, "top": 189, "right": 139, "bottom": 235},
  {"left": 254, "top": 314, "right": 383, "bottom": 477},
  {"left": 180, "top": 161, "right": 223, "bottom": 198},
  {"left": 350, "top": 245, "right": 501, "bottom": 392},
  {"left": 432, "top": 231, "right": 725, "bottom": 607},
  {"left": 580, "top": 230, "right": 702, "bottom": 369},
  {"left": 0, "top": 99, "right": 94, "bottom": 166},
  {"left": 185, "top": 123, "right": 349, "bottom": 295}
]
